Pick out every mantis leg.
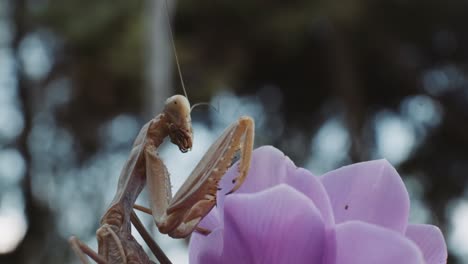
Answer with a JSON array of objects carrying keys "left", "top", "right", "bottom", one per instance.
[
  {"left": 145, "top": 144, "right": 194, "bottom": 236},
  {"left": 69, "top": 236, "right": 107, "bottom": 264},
  {"left": 130, "top": 210, "right": 172, "bottom": 264},
  {"left": 144, "top": 145, "right": 173, "bottom": 229}
]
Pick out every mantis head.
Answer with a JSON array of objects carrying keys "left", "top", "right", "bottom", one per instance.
[{"left": 163, "top": 95, "right": 193, "bottom": 153}]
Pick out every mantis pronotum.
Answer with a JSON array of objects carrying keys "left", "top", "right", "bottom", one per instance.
[{"left": 68, "top": 1, "right": 255, "bottom": 264}]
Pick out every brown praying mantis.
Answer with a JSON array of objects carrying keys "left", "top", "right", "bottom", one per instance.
[
  {"left": 68, "top": 0, "right": 254, "bottom": 262},
  {"left": 69, "top": 95, "right": 254, "bottom": 263}
]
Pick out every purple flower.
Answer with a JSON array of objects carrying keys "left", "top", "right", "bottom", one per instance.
[{"left": 189, "top": 146, "right": 447, "bottom": 264}]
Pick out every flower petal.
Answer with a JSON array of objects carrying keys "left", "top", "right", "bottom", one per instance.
[
  {"left": 405, "top": 224, "right": 448, "bottom": 264},
  {"left": 221, "top": 184, "right": 326, "bottom": 264},
  {"left": 335, "top": 221, "right": 424, "bottom": 264},
  {"left": 189, "top": 228, "right": 223, "bottom": 264},
  {"left": 217, "top": 146, "right": 295, "bottom": 212},
  {"left": 321, "top": 159, "right": 409, "bottom": 233},
  {"left": 285, "top": 166, "right": 335, "bottom": 226}
]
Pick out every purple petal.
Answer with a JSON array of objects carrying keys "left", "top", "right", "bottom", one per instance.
[
  {"left": 217, "top": 146, "right": 295, "bottom": 212},
  {"left": 321, "top": 159, "right": 410, "bottom": 233},
  {"left": 405, "top": 224, "right": 447, "bottom": 264},
  {"left": 285, "top": 166, "right": 335, "bottom": 227},
  {"left": 189, "top": 228, "right": 223, "bottom": 264},
  {"left": 335, "top": 221, "right": 424, "bottom": 264},
  {"left": 222, "top": 184, "right": 326, "bottom": 264}
]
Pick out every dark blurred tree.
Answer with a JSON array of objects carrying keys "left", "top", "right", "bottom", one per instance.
[
  {"left": 1, "top": 0, "right": 147, "bottom": 263},
  {"left": 2, "top": 1, "right": 63, "bottom": 263}
]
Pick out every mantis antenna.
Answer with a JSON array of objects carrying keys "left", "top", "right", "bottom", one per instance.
[
  {"left": 164, "top": 0, "right": 219, "bottom": 114},
  {"left": 164, "top": 0, "right": 189, "bottom": 100},
  {"left": 191, "top": 102, "right": 219, "bottom": 113}
]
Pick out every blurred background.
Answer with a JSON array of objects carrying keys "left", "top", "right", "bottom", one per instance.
[{"left": 0, "top": 0, "right": 467, "bottom": 263}]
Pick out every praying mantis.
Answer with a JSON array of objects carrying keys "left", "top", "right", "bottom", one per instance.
[
  {"left": 68, "top": 0, "right": 255, "bottom": 262},
  {"left": 68, "top": 95, "right": 254, "bottom": 263}
]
